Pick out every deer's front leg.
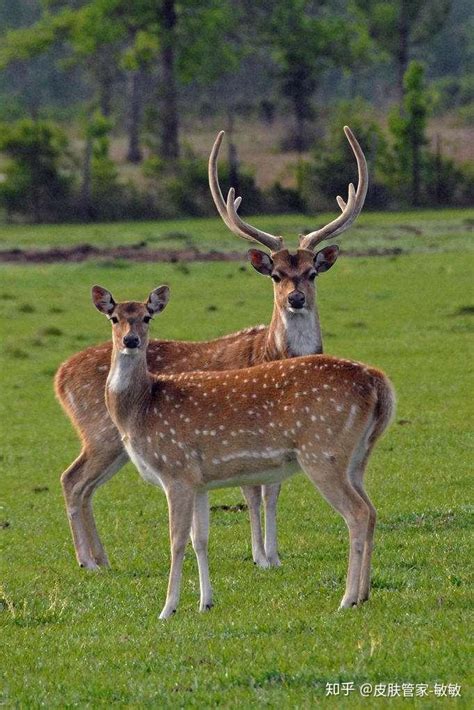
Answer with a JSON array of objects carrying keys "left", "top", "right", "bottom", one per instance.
[
  {"left": 191, "top": 490, "right": 213, "bottom": 612},
  {"left": 61, "top": 451, "right": 100, "bottom": 570},
  {"left": 160, "top": 483, "right": 195, "bottom": 620},
  {"left": 263, "top": 483, "right": 281, "bottom": 567},
  {"left": 241, "top": 485, "right": 268, "bottom": 568}
]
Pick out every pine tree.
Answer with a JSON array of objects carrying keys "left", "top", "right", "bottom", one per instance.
[{"left": 389, "top": 61, "right": 428, "bottom": 205}]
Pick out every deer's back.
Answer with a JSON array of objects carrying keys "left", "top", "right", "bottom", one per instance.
[{"left": 54, "top": 326, "right": 268, "bottom": 428}]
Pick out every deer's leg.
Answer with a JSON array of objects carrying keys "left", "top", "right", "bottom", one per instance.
[
  {"left": 191, "top": 490, "right": 213, "bottom": 612},
  {"left": 241, "top": 485, "right": 268, "bottom": 568},
  {"left": 80, "top": 449, "right": 129, "bottom": 566},
  {"left": 263, "top": 483, "right": 281, "bottom": 567},
  {"left": 302, "top": 461, "right": 370, "bottom": 609},
  {"left": 61, "top": 438, "right": 126, "bottom": 569},
  {"left": 347, "top": 447, "right": 376, "bottom": 604},
  {"left": 61, "top": 450, "right": 99, "bottom": 570},
  {"left": 352, "top": 482, "right": 376, "bottom": 604},
  {"left": 160, "top": 483, "right": 195, "bottom": 619}
]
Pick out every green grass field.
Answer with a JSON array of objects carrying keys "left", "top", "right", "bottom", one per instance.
[
  {"left": 0, "top": 211, "right": 473, "bottom": 707},
  {"left": 1, "top": 208, "right": 473, "bottom": 255}
]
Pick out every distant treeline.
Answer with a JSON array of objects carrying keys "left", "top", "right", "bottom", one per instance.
[{"left": 0, "top": 0, "right": 472, "bottom": 222}]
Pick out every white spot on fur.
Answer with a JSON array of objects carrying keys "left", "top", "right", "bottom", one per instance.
[{"left": 345, "top": 404, "right": 359, "bottom": 431}]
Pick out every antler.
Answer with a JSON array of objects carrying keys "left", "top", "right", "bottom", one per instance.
[
  {"left": 299, "top": 126, "right": 368, "bottom": 251},
  {"left": 209, "top": 131, "right": 284, "bottom": 253}
]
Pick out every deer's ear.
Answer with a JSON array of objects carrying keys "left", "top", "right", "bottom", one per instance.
[
  {"left": 314, "top": 245, "right": 339, "bottom": 274},
  {"left": 248, "top": 249, "right": 273, "bottom": 276},
  {"left": 92, "top": 285, "right": 116, "bottom": 315},
  {"left": 147, "top": 285, "right": 170, "bottom": 315}
]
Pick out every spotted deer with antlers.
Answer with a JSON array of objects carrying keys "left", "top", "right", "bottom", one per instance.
[
  {"left": 92, "top": 284, "right": 394, "bottom": 618},
  {"left": 55, "top": 126, "right": 368, "bottom": 571}
]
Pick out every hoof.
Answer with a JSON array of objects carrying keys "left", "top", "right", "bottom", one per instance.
[
  {"left": 94, "top": 557, "right": 110, "bottom": 568},
  {"left": 339, "top": 597, "right": 358, "bottom": 610},
  {"left": 253, "top": 555, "right": 270, "bottom": 569},
  {"left": 79, "top": 560, "right": 101, "bottom": 571},
  {"left": 266, "top": 555, "right": 281, "bottom": 568},
  {"left": 200, "top": 601, "right": 214, "bottom": 613},
  {"left": 159, "top": 607, "right": 177, "bottom": 620}
]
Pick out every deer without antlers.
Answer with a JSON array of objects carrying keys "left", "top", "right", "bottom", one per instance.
[
  {"left": 93, "top": 284, "right": 394, "bottom": 618},
  {"left": 55, "top": 126, "right": 368, "bottom": 571}
]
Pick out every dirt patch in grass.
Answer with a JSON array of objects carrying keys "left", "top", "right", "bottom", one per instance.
[
  {"left": 453, "top": 305, "right": 474, "bottom": 316},
  {"left": 0, "top": 243, "right": 405, "bottom": 264},
  {"left": 210, "top": 504, "right": 248, "bottom": 513}
]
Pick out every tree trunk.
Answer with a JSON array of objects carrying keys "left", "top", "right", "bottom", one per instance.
[
  {"left": 98, "top": 60, "right": 114, "bottom": 118},
  {"left": 81, "top": 132, "right": 94, "bottom": 220},
  {"left": 226, "top": 110, "right": 240, "bottom": 194},
  {"left": 293, "top": 96, "right": 306, "bottom": 155},
  {"left": 434, "top": 134, "right": 443, "bottom": 205},
  {"left": 160, "top": 0, "right": 179, "bottom": 161},
  {"left": 397, "top": 4, "right": 410, "bottom": 102},
  {"left": 411, "top": 131, "right": 421, "bottom": 206},
  {"left": 126, "top": 70, "right": 143, "bottom": 163}
]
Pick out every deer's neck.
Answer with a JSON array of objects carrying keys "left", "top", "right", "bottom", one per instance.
[
  {"left": 265, "top": 305, "right": 323, "bottom": 360},
  {"left": 106, "top": 350, "right": 152, "bottom": 431}
]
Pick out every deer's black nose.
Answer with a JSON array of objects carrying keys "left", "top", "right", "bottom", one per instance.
[
  {"left": 288, "top": 290, "right": 305, "bottom": 309},
  {"left": 123, "top": 334, "right": 140, "bottom": 349}
]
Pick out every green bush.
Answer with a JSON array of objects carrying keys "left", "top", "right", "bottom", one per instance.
[
  {"left": 457, "top": 102, "right": 474, "bottom": 126},
  {"left": 300, "top": 100, "right": 390, "bottom": 211},
  {"left": 265, "top": 181, "right": 305, "bottom": 213},
  {"left": 424, "top": 152, "right": 474, "bottom": 206},
  {"left": 0, "top": 119, "right": 73, "bottom": 222},
  {"left": 146, "top": 149, "right": 263, "bottom": 218},
  {"left": 387, "top": 63, "right": 473, "bottom": 207},
  {"left": 85, "top": 112, "right": 126, "bottom": 221},
  {"left": 431, "top": 75, "right": 474, "bottom": 116}
]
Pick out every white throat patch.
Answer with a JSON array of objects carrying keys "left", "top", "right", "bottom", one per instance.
[
  {"left": 282, "top": 309, "right": 321, "bottom": 356},
  {"left": 108, "top": 353, "right": 140, "bottom": 393}
]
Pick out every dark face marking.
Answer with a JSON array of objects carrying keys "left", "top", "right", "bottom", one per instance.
[{"left": 268, "top": 249, "right": 318, "bottom": 312}]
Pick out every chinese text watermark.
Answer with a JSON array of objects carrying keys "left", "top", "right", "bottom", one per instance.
[{"left": 325, "top": 682, "right": 461, "bottom": 698}]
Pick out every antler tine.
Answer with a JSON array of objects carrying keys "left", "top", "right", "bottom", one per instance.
[
  {"left": 209, "top": 131, "right": 234, "bottom": 229},
  {"left": 299, "top": 126, "right": 368, "bottom": 251},
  {"left": 209, "top": 131, "right": 284, "bottom": 253},
  {"left": 226, "top": 188, "right": 284, "bottom": 252}
]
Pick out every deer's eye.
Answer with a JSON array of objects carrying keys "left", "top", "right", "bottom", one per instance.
[
  {"left": 271, "top": 274, "right": 281, "bottom": 283},
  {"left": 143, "top": 315, "right": 152, "bottom": 323},
  {"left": 110, "top": 316, "right": 118, "bottom": 324},
  {"left": 308, "top": 272, "right": 317, "bottom": 281}
]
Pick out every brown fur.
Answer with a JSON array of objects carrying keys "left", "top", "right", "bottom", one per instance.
[
  {"left": 55, "top": 247, "right": 336, "bottom": 570},
  {"left": 58, "top": 126, "right": 368, "bottom": 572},
  {"left": 101, "top": 295, "right": 395, "bottom": 616}
]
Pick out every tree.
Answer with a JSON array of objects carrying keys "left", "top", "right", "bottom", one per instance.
[
  {"left": 264, "top": 0, "right": 371, "bottom": 153},
  {"left": 389, "top": 61, "right": 428, "bottom": 205},
  {"left": 353, "top": 0, "right": 452, "bottom": 100},
  {"left": 0, "top": 119, "right": 71, "bottom": 222},
  {"left": 0, "top": 3, "right": 122, "bottom": 118},
  {"left": 0, "top": 0, "right": 240, "bottom": 163}
]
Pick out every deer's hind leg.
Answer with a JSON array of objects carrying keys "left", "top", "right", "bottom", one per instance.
[
  {"left": 300, "top": 457, "right": 370, "bottom": 609},
  {"left": 191, "top": 490, "right": 213, "bottom": 612},
  {"left": 347, "top": 437, "right": 377, "bottom": 604},
  {"left": 61, "top": 429, "right": 127, "bottom": 569},
  {"left": 241, "top": 485, "right": 268, "bottom": 568},
  {"left": 263, "top": 483, "right": 281, "bottom": 567}
]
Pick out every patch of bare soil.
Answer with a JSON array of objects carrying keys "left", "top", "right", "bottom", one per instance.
[
  {"left": 0, "top": 244, "right": 243, "bottom": 264},
  {"left": 0, "top": 244, "right": 404, "bottom": 264}
]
